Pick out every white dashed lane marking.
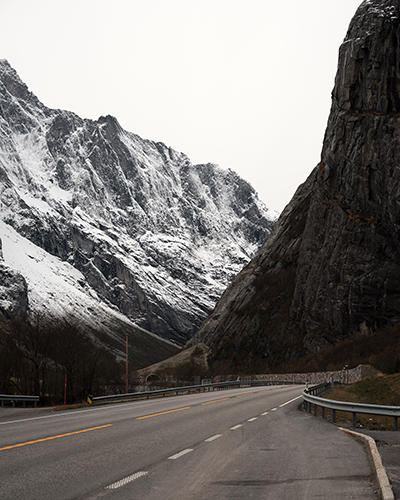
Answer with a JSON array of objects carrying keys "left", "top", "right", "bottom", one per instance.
[
  {"left": 103, "top": 393, "right": 303, "bottom": 491},
  {"left": 205, "top": 434, "right": 223, "bottom": 442},
  {"left": 106, "top": 471, "right": 148, "bottom": 490},
  {"left": 168, "top": 448, "right": 194, "bottom": 460}
]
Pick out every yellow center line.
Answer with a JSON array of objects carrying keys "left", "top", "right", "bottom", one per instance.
[
  {"left": 201, "top": 397, "right": 231, "bottom": 405},
  {"left": 0, "top": 424, "right": 113, "bottom": 452},
  {"left": 136, "top": 406, "right": 191, "bottom": 420},
  {"left": 236, "top": 392, "right": 255, "bottom": 397}
]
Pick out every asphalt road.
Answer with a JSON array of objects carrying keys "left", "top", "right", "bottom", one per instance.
[{"left": 0, "top": 385, "right": 379, "bottom": 499}]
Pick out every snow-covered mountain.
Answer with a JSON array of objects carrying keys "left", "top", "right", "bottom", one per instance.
[{"left": 0, "top": 59, "right": 277, "bottom": 349}]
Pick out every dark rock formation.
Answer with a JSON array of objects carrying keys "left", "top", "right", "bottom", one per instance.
[
  {"left": 190, "top": 0, "right": 400, "bottom": 370},
  {"left": 0, "top": 239, "right": 28, "bottom": 320}
]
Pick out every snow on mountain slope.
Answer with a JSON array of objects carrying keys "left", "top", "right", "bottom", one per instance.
[
  {"left": 0, "top": 59, "right": 277, "bottom": 344},
  {"left": 1, "top": 219, "right": 107, "bottom": 324},
  {"left": 0, "top": 219, "right": 180, "bottom": 366}
]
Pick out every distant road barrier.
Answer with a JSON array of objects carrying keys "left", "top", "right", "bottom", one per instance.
[
  {"left": 88, "top": 379, "right": 303, "bottom": 405},
  {"left": 303, "top": 383, "right": 400, "bottom": 431},
  {"left": 0, "top": 394, "right": 39, "bottom": 408}
]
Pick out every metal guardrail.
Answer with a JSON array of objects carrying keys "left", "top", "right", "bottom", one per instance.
[
  {"left": 303, "top": 384, "right": 400, "bottom": 431},
  {"left": 88, "top": 381, "right": 241, "bottom": 404},
  {"left": 0, "top": 394, "right": 39, "bottom": 408},
  {"left": 88, "top": 379, "right": 300, "bottom": 405},
  {"left": 304, "top": 382, "right": 333, "bottom": 396}
]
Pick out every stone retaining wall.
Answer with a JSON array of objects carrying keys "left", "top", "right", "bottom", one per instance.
[{"left": 251, "top": 364, "right": 381, "bottom": 385}]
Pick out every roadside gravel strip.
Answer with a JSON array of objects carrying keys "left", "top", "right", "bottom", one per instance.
[{"left": 340, "top": 428, "right": 395, "bottom": 500}]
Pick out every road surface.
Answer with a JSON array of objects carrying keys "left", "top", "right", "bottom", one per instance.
[{"left": 0, "top": 385, "right": 378, "bottom": 499}]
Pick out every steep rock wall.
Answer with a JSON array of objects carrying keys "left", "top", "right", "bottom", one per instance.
[
  {"left": 0, "top": 238, "right": 28, "bottom": 319},
  {"left": 190, "top": 0, "right": 400, "bottom": 369}
]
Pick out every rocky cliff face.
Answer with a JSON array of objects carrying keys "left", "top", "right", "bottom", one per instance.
[
  {"left": 0, "top": 238, "right": 28, "bottom": 320},
  {"left": 190, "top": 0, "right": 400, "bottom": 371},
  {"left": 0, "top": 60, "right": 276, "bottom": 345}
]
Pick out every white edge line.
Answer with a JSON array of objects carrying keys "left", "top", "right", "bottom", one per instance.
[
  {"left": 279, "top": 395, "right": 303, "bottom": 408},
  {"left": 168, "top": 448, "right": 193, "bottom": 460},
  {"left": 106, "top": 471, "right": 148, "bottom": 490},
  {"left": 205, "top": 434, "right": 222, "bottom": 442}
]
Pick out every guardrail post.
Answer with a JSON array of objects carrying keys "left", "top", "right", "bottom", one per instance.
[{"left": 303, "top": 386, "right": 400, "bottom": 430}]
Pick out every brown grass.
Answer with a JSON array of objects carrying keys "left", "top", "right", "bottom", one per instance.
[{"left": 319, "top": 374, "right": 400, "bottom": 430}]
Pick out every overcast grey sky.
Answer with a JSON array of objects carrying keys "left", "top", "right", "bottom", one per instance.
[{"left": 1, "top": 0, "right": 362, "bottom": 212}]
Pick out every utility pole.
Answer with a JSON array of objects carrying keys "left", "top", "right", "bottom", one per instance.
[
  {"left": 125, "top": 334, "right": 129, "bottom": 394},
  {"left": 64, "top": 374, "right": 67, "bottom": 410}
]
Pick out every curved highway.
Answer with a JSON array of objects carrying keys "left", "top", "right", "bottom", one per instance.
[{"left": 0, "top": 385, "right": 378, "bottom": 499}]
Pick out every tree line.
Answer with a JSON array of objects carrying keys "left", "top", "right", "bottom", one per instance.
[{"left": 0, "top": 314, "right": 128, "bottom": 405}]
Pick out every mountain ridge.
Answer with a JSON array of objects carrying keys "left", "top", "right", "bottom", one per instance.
[{"left": 0, "top": 59, "right": 276, "bottom": 354}]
